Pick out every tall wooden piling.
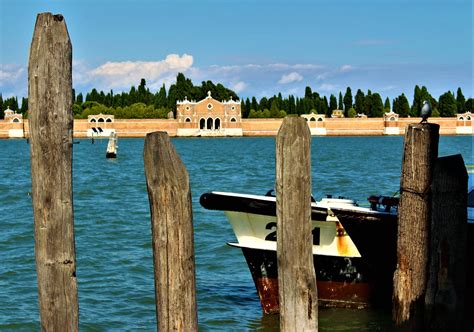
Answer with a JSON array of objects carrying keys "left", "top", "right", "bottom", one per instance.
[
  {"left": 393, "top": 123, "right": 439, "bottom": 326},
  {"left": 276, "top": 117, "right": 318, "bottom": 331},
  {"left": 425, "top": 154, "right": 467, "bottom": 331},
  {"left": 28, "top": 13, "right": 78, "bottom": 330},
  {"left": 143, "top": 132, "right": 198, "bottom": 331}
]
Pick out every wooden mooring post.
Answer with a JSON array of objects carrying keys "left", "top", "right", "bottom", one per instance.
[
  {"left": 425, "top": 154, "right": 467, "bottom": 331},
  {"left": 276, "top": 117, "right": 318, "bottom": 331},
  {"left": 143, "top": 132, "right": 198, "bottom": 331},
  {"left": 392, "top": 123, "right": 439, "bottom": 327},
  {"left": 28, "top": 13, "right": 78, "bottom": 330}
]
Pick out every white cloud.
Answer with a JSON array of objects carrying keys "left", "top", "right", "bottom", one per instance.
[
  {"left": 231, "top": 81, "right": 247, "bottom": 93},
  {"left": 339, "top": 65, "right": 355, "bottom": 73},
  {"left": 319, "top": 83, "right": 338, "bottom": 92},
  {"left": 86, "top": 54, "right": 193, "bottom": 90},
  {"left": 0, "top": 65, "right": 25, "bottom": 87},
  {"left": 278, "top": 72, "right": 303, "bottom": 84}
]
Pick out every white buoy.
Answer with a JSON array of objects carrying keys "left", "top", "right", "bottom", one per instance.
[{"left": 106, "top": 132, "right": 118, "bottom": 158}]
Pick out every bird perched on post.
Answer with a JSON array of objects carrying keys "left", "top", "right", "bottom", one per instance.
[{"left": 420, "top": 100, "right": 432, "bottom": 123}]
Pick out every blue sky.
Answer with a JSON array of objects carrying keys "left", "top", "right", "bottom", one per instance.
[{"left": 1, "top": 0, "right": 472, "bottom": 102}]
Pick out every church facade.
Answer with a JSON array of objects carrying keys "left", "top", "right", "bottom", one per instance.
[{"left": 176, "top": 91, "right": 243, "bottom": 136}]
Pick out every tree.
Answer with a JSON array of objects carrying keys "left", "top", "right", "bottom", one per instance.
[
  {"left": 397, "top": 93, "right": 410, "bottom": 117},
  {"left": 354, "top": 89, "right": 365, "bottom": 115},
  {"left": 76, "top": 93, "right": 83, "bottom": 104},
  {"left": 304, "top": 86, "right": 313, "bottom": 99},
  {"left": 20, "top": 97, "right": 28, "bottom": 114},
  {"left": 154, "top": 84, "right": 167, "bottom": 108},
  {"left": 245, "top": 98, "right": 251, "bottom": 117},
  {"left": 466, "top": 98, "right": 473, "bottom": 112},
  {"left": 343, "top": 87, "right": 353, "bottom": 116},
  {"left": 456, "top": 87, "right": 465, "bottom": 113},
  {"left": 348, "top": 107, "right": 357, "bottom": 118},
  {"left": 411, "top": 85, "right": 422, "bottom": 117},
  {"left": 329, "top": 94, "right": 337, "bottom": 111},
  {"left": 364, "top": 90, "right": 373, "bottom": 117},
  {"left": 338, "top": 92, "right": 343, "bottom": 110},
  {"left": 371, "top": 93, "right": 384, "bottom": 117},
  {"left": 260, "top": 97, "right": 268, "bottom": 111},
  {"left": 251, "top": 97, "right": 259, "bottom": 111},
  {"left": 0, "top": 94, "right": 3, "bottom": 119},
  {"left": 384, "top": 97, "right": 391, "bottom": 112},
  {"left": 438, "top": 91, "right": 457, "bottom": 117}
]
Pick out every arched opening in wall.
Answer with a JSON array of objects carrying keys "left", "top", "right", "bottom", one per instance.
[
  {"left": 304, "top": 118, "right": 308, "bottom": 121},
  {"left": 467, "top": 116, "right": 472, "bottom": 121},
  {"left": 12, "top": 118, "right": 20, "bottom": 123},
  {"left": 91, "top": 118, "right": 97, "bottom": 123},
  {"left": 215, "top": 118, "right": 221, "bottom": 130},
  {"left": 459, "top": 117, "right": 464, "bottom": 121},
  {"left": 207, "top": 118, "right": 213, "bottom": 130},
  {"left": 200, "top": 118, "right": 206, "bottom": 129},
  {"left": 317, "top": 118, "right": 323, "bottom": 122},
  {"left": 106, "top": 118, "right": 112, "bottom": 123},
  {"left": 230, "top": 117, "right": 237, "bottom": 122},
  {"left": 98, "top": 118, "right": 105, "bottom": 123},
  {"left": 185, "top": 118, "right": 191, "bottom": 123},
  {"left": 310, "top": 117, "right": 316, "bottom": 122},
  {"left": 389, "top": 117, "right": 396, "bottom": 121}
]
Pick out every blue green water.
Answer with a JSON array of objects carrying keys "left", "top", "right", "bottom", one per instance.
[{"left": 0, "top": 136, "right": 472, "bottom": 330}]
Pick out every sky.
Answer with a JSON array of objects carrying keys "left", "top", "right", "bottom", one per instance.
[{"left": 0, "top": 0, "right": 472, "bottom": 103}]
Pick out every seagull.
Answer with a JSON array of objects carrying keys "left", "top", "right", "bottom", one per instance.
[{"left": 420, "top": 100, "right": 432, "bottom": 123}]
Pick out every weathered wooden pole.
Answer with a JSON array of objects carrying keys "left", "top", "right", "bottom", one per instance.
[
  {"left": 393, "top": 123, "right": 439, "bottom": 326},
  {"left": 425, "top": 154, "right": 467, "bottom": 331},
  {"left": 143, "top": 132, "right": 198, "bottom": 331},
  {"left": 276, "top": 117, "right": 318, "bottom": 331},
  {"left": 28, "top": 13, "right": 78, "bottom": 330}
]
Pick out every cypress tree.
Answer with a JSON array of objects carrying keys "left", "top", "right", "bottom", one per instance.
[
  {"left": 399, "top": 93, "right": 410, "bottom": 117},
  {"left": 456, "top": 87, "right": 465, "bottom": 113},
  {"left": 438, "top": 91, "right": 457, "bottom": 117},
  {"left": 354, "top": 89, "right": 365, "bottom": 115},
  {"left": 20, "top": 97, "right": 28, "bottom": 114},
  {"left": 245, "top": 98, "right": 251, "bottom": 114},
  {"left": 466, "top": 98, "right": 473, "bottom": 112},
  {"left": 251, "top": 97, "right": 258, "bottom": 111},
  {"left": 338, "top": 92, "right": 343, "bottom": 110},
  {"left": 343, "top": 87, "right": 353, "bottom": 116},
  {"left": 364, "top": 90, "right": 373, "bottom": 117},
  {"left": 0, "top": 94, "right": 4, "bottom": 119},
  {"left": 411, "top": 85, "right": 422, "bottom": 117},
  {"left": 371, "top": 93, "right": 384, "bottom": 117},
  {"left": 329, "top": 94, "right": 337, "bottom": 111},
  {"left": 384, "top": 97, "right": 391, "bottom": 111},
  {"left": 76, "top": 93, "right": 83, "bottom": 104}
]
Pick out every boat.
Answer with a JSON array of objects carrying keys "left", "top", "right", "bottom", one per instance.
[
  {"left": 200, "top": 191, "right": 399, "bottom": 314},
  {"left": 200, "top": 186, "right": 474, "bottom": 315}
]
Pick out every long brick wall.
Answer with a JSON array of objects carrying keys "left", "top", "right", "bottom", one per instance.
[{"left": 0, "top": 117, "right": 467, "bottom": 138}]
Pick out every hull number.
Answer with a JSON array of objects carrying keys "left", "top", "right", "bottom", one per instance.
[{"left": 265, "top": 222, "right": 320, "bottom": 245}]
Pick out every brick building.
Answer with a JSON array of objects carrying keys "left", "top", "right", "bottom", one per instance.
[{"left": 176, "top": 91, "right": 242, "bottom": 136}]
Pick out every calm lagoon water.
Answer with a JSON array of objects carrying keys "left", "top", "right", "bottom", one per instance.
[{"left": 0, "top": 135, "right": 472, "bottom": 331}]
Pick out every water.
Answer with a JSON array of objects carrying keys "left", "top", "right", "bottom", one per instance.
[{"left": 0, "top": 135, "right": 472, "bottom": 331}]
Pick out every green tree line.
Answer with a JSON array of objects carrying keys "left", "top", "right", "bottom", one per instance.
[{"left": 1, "top": 73, "right": 472, "bottom": 119}]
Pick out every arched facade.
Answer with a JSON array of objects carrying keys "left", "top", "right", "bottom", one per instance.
[
  {"left": 87, "top": 114, "right": 115, "bottom": 137},
  {"left": 176, "top": 91, "right": 243, "bottom": 136},
  {"left": 3, "top": 107, "right": 23, "bottom": 123},
  {"left": 383, "top": 111, "right": 399, "bottom": 135},
  {"left": 456, "top": 111, "right": 473, "bottom": 134},
  {"left": 301, "top": 113, "right": 326, "bottom": 136}
]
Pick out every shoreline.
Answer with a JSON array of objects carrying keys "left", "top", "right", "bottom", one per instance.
[{"left": 0, "top": 116, "right": 472, "bottom": 138}]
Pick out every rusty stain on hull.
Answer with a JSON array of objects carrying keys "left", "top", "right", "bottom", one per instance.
[{"left": 254, "top": 277, "right": 373, "bottom": 314}]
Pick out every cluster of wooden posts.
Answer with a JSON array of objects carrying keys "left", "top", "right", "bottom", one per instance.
[{"left": 28, "top": 12, "right": 470, "bottom": 331}]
